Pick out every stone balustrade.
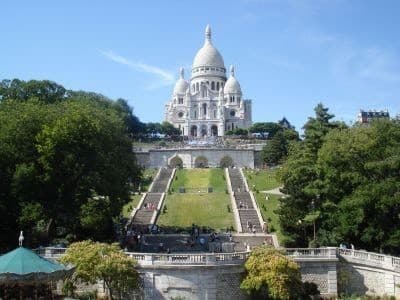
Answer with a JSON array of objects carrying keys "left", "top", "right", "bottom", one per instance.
[
  {"left": 338, "top": 248, "right": 400, "bottom": 272},
  {"left": 36, "top": 246, "right": 400, "bottom": 272},
  {"left": 125, "top": 251, "right": 250, "bottom": 266}
]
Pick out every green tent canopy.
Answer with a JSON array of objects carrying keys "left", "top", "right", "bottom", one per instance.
[{"left": 0, "top": 247, "right": 71, "bottom": 284}]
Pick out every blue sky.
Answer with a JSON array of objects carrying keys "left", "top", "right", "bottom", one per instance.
[{"left": 1, "top": 0, "right": 400, "bottom": 130}]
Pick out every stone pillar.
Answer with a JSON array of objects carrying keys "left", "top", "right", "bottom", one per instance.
[{"left": 327, "top": 263, "right": 338, "bottom": 295}]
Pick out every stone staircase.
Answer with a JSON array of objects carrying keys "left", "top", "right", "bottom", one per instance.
[
  {"left": 227, "top": 168, "right": 263, "bottom": 232},
  {"left": 150, "top": 168, "right": 173, "bottom": 193},
  {"left": 130, "top": 168, "right": 174, "bottom": 230}
]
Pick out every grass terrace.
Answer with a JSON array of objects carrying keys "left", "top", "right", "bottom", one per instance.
[
  {"left": 122, "top": 168, "right": 159, "bottom": 218},
  {"left": 243, "top": 168, "right": 286, "bottom": 243},
  {"left": 122, "top": 194, "right": 143, "bottom": 218},
  {"left": 243, "top": 168, "right": 281, "bottom": 191},
  {"left": 157, "top": 169, "right": 235, "bottom": 232},
  {"left": 170, "top": 168, "right": 227, "bottom": 192}
]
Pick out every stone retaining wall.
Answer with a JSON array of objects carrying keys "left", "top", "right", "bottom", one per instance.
[{"left": 135, "top": 148, "right": 255, "bottom": 169}]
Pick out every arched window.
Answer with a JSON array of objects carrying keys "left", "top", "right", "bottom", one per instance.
[
  {"left": 213, "top": 110, "right": 217, "bottom": 118},
  {"left": 194, "top": 110, "right": 197, "bottom": 119},
  {"left": 211, "top": 81, "right": 215, "bottom": 90},
  {"left": 216, "top": 82, "right": 220, "bottom": 91},
  {"left": 230, "top": 96, "right": 234, "bottom": 103},
  {"left": 196, "top": 82, "right": 199, "bottom": 91},
  {"left": 192, "top": 84, "right": 195, "bottom": 91}
]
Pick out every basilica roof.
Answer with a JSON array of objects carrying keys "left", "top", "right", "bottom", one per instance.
[
  {"left": 192, "top": 25, "right": 225, "bottom": 69},
  {"left": 224, "top": 65, "right": 242, "bottom": 94},
  {"left": 173, "top": 67, "right": 189, "bottom": 95}
]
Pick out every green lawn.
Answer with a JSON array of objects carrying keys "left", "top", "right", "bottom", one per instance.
[
  {"left": 157, "top": 193, "right": 235, "bottom": 232},
  {"left": 141, "top": 168, "right": 158, "bottom": 192},
  {"left": 122, "top": 194, "right": 143, "bottom": 218},
  {"left": 254, "top": 192, "right": 286, "bottom": 244},
  {"left": 244, "top": 169, "right": 281, "bottom": 191},
  {"left": 158, "top": 168, "right": 234, "bottom": 231},
  {"left": 171, "top": 168, "right": 226, "bottom": 192}
]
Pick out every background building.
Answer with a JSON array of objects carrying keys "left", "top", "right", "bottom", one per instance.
[
  {"left": 357, "top": 109, "right": 390, "bottom": 124},
  {"left": 165, "top": 25, "right": 252, "bottom": 138}
]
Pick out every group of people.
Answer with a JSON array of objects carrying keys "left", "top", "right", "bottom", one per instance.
[
  {"left": 125, "top": 227, "right": 143, "bottom": 251},
  {"left": 238, "top": 201, "right": 249, "bottom": 209},
  {"left": 143, "top": 202, "right": 157, "bottom": 210},
  {"left": 247, "top": 221, "right": 257, "bottom": 234}
]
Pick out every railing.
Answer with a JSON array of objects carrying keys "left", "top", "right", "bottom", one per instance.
[
  {"left": 124, "top": 251, "right": 250, "bottom": 266},
  {"left": 36, "top": 247, "right": 67, "bottom": 258},
  {"left": 338, "top": 249, "right": 400, "bottom": 271},
  {"left": 286, "top": 247, "right": 337, "bottom": 258},
  {"left": 35, "top": 247, "right": 400, "bottom": 272}
]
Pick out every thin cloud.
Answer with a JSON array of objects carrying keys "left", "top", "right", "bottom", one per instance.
[{"left": 100, "top": 50, "right": 175, "bottom": 89}]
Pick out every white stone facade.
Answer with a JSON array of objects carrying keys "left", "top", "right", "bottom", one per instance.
[{"left": 165, "top": 25, "right": 252, "bottom": 137}]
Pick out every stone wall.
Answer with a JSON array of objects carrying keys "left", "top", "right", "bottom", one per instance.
[
  {"left": 338, "top": 258, "right": 400, "bottom": 297},
  {"left": 40, "top": 247, "right": 400, "bottom": 299},
  {"left": 135, "top": 148, "right": 255, "bottom": 169},
  {"left": 139, "top": 265, "right": 246, "bottom": 300},
  {"left": 296, "top": 260, "right": 338, "bottom": 296}
]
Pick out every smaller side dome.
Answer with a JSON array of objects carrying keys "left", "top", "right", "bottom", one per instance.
[
  {"left": 224, "top": 65, "right": 242, "bottom": 94},
  {"left": 173, "top": 67, "right": 189, "bottom": 95}
]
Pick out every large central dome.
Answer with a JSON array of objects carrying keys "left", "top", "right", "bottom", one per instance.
[{"left": 192, "top": 25, "right": 225, "bottom": 69}]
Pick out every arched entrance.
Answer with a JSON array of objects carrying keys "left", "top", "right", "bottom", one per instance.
[
  {"left": 220, "top": 155, "right": 234, "bottom": 168},
  {"left": 200, "top": 125, "right": 207, "bottom": 137},
  {"left": 211, "top": 125, "right": 218, "bottom": 136},
  {"left": 194, "top": 156, "right": 208, "bottom": 168},
  {"left": 191, "top": 125, "right": 197, "bottom": 137},
  {"left": 169, "top": 155, "right": 183, "bottom": 169}
]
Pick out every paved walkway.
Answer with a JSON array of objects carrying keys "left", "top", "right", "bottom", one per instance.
[
  {"left": 261, "top": 186, "right": 285, "bottom": 196},
  {"left": 132, "top": 233, "right": 274, "bottom": 253}
]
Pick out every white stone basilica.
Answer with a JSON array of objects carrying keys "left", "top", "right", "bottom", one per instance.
[{"left": 165, "top": 25, "right": 252, "bottom": 137}]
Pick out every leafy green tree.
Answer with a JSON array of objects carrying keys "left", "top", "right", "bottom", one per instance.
[
  {"left": 277, "top": 103, "right": 342, "bottom": 247},
  {"left": 60, "top": 240, "right": 140, "bottom": 299},
  {"left": 0, "top": 81, "right": 143, "bottom": 249},
  {"left": 316, "top": 120, "right": 400, "bottom": 252},
  {"left": 145, "top": 122, "right": 163, "bottom": 135},
  {"left": 113, "top": 98, "right": 146, "bottom": 138},
  {"left": 0, "top": 79, "right": 66, "bottom": 103},
  {"left": 225, "top": 128, "right": 248, "bottom": 136},
  {"left": 241, "top": 247, "right": 304, "bottom": 299},
  {"left": 161, "top": 121, "right": 181, "bottom": 136},
  {"left": 249, "top": 122, "right": 282, "bottom": 138},
  {"left": 262, "top": 131, "right": 288, "bottom": 165}
]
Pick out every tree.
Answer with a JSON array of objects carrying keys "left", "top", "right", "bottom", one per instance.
[
  {"left": 262, "top": 131, "right": 288, "bottom": 165},
  {"left": 220, "top": 156, "right": 234, "bottom": 168},
  {"left": 60, "top": 240, "right": 140, "bottom": 299},
  {"left": 113, "top": 98, "right": 145, "bottom": 138},
  {"left": 315, "top": 120, "right": 400, "bottom": 253},
  {"left": 161, "top": 121, "right": 181, "bottom": 136},
  {"left": 249, "top": 122, "right": 282, "bottom": 139},
  {"left": 0, "top": 79, "right": 67, "bottom": 103},
  {"left": 225, "top": 128, "right": 248, "bottom": 137},
  {"left": 0, "top": 81, "right": 143, "bottom": 249},
  {"left": 241, "top": 246, "right": 304, "bottom": 299},
  {"left": 277, "top": 103, "right": 342, "bottom": 247}
]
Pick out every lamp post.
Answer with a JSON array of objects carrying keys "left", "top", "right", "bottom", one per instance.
[
  {"left": 311, "top": 194, "right": 320, "bottom": 245},
  {"left": 311, "top": 199, "right": 316, "bottom": 242}
]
